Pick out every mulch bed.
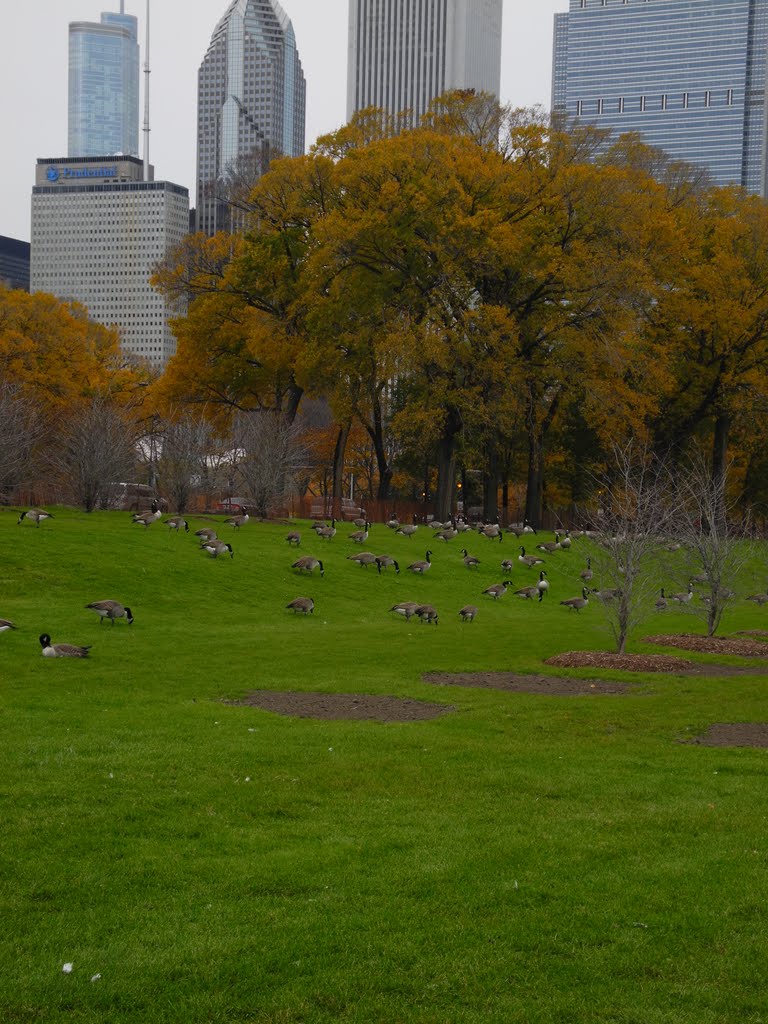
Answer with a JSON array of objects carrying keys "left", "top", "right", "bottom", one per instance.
[
  {"left": 685, "top": 724, "right": 768, "bottom": 748},
  {"left": 545, "top": 651, "right": 692, "bottom": 673},
  {"left": 644, "top": 634, "right": 768, "bottom": 658},
  {"left": 227, "top": 691, "right": 454, "bottom": 722},
  {"left": 422, "top": 672, "right": 632, "bottom": 696}
]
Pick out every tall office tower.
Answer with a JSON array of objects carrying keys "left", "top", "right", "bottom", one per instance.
[
  {"left": 552, "top": 0, "right": 768, "bottom": 196},
  {"left": 196, "top": 0, "right": 306, "bottom": 236},
  {"left": 31, "top": 157, "right": 189, "bottom": 367},
  {"left": 69, "top": 7, "right": 140, "bottom": 158},
  {"left": 347, "top": 0, "right": 503, "bottom": 127}
]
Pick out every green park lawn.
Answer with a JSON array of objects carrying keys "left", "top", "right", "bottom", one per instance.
[{"left": 1, "top": 508, "right": 768, "bottom": 1023}]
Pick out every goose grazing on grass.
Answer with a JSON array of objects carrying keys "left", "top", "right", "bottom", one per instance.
[
  {"left": 226, "top": 507, "right": 249, "bottom": 529},
  {"left": 654, "top": 588, "right": 667, "bottom": 611},
  {"left": 17, "top": 508, "right": 54, "bottom": 527},
  {"left": 347, "top": 552, "right": 377, "bottom": 568},
  {"left": 593, "top": 587, "right": 620, "bottom": 603},
  {"left": 396, "top": 523, "right": 418, "bottom": 538},
  {"left": 560, "top": 588, "right": 590, "bottom": 613},
  {"left": 747, "top": 590, "right": 768, "bottom": 606},
  {"left": 85, "top": 600, "right": 134, "bottom": 626},
  {"left": 559, "top": 530, "right": 572, "bottom": 550},
  {"left": 669, "top": 583, "right": 694, "bottom": 605},
  {"left": 195, "top": 527, "right": 218, "bottom": 542},
  {"left": 536, "top": 533, "right": 561, "bottom": 554},
  {"left": 480, "top": 522, "right": 503, "bottom": 542},
  {"left": 414, "top": 604, "right": 439, "bottom": 625},
  {"left": 132, "top": 507, "right": 162, "bottom": 528},
  {"left": 375, "top": 555, "right": 400, "bottom": 574},
  {"left": 518, "top": 546, "right": 544, "bottom": 568},
  {"left": 536, "top": 570, "right": 549, "bottom": 598},
  {"left": 461, "top": 549, "right": 480, "bottom": 569},
  {"left": 501, "top": 559, "right": 515, "bottom": 572},
  {"left": 437, "top": 525, "right": 458, "bottom": 542},
  {"left": 506, "top": 519, "right": 536, "bottom": 537},
  {"left": 407, "top": 551, "right": 433, "bottom": 574},
  {"left": 349, "top": 521, "right": 370, "bottom": 544},
  {"left": 39, "top": 633, "right": 91, "bottom": 658},
  {"left": 513, "top": 584, "right": 539, "bottom": 601},
  {"left": 390, "top": 601, "right": 419, "bottom": 620},
  {"left": 483, "top": 580, "right": 513, "bottom": 600},
  {"left": 353, "top": 515, "right": 369, "bottom": 528},
  {"left": 317, "top": 518, "right": 337, "bottom": 541},
  {"left": 165, "top": 517, "right": 189, "bottom": 532},
  {"left": 0, "top": 619, "right": 18, "bottom": 633},
  {"left": 286, "top": 597, "right": 314, "bottom": 615},
  {"left": 292, "top": 556, "right": 325, "bottom": 575},
  {"left": 579, "top": 558, "right": 593, "bottom": 583},
  {"left": 201, "top": 540, "right": 234, "bottom": 559},
  {"left": 458, "top": 605, "right": 478, "bottom": 622},
  {"left": 386, "top": 516, "right": 400, "bottom": 530},
  {"left": 286, "top": 531, "right": 301, "bottom": 546}
]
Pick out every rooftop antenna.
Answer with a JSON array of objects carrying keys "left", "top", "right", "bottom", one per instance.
[
  {"left": 142, "top": 0, "right": 151, "bottom": 181},
  {"left": 120, "top": 1, "right": 125, "bottom": 12}
]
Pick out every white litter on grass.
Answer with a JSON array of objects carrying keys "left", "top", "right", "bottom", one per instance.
[
  {"left": 108, "top": 773, "right": 113, "bottom": 779},
  {"left": 62, "top": 963, "right": 73, "bottom": 973},
  {"left": 90, "top": 973, "right": 101, "bottom": 982},
  {"left": 244, "top": 777, "right": 251, "bottom": 782},
  {"left": 328, "top": 747, "right": 333, "bottom": 752}
]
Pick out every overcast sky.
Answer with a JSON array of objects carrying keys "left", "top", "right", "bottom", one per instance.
[{"left": 1, "top": 0, "right": 568, "bottom": 243}]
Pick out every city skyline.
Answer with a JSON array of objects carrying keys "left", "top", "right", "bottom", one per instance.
[{"left": 1, "top": 0, "right": 568, "bottom": 244}]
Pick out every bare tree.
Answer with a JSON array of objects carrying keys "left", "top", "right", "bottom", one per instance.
[
  {"left": 49, "top": 397, "right": 137, "bottom": 512},
  {"left": 0, "top": 384, "right": 43, "bottom": 502},
  {"left": 157, "top": 414, "right": 224, "bottom": 514},
  {"left": 231, "top": 412, "right": 309, "bottom": 518},
  {"left": 668, "top": 454, "right": 751, "bottom": 636},
  {"left": 585, "top": 442, "right": 674, "bottom": 654}
]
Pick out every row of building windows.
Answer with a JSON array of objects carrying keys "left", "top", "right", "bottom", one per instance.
[{"left": 576, "top": 88, "right": 735, "bottom": 116}]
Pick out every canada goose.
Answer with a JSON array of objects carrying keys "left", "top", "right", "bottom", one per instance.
[
  {"left": 666, "top": 542, "right": 682, "bottom": 553},
  {"left": 396, "top": 524, "right": 418, "bottom": 538},
  {"left": 414, "top": 604, "right": 439, "bottom": 625},
  {"left": 437, "top": 526, "right": 458, "bottom": 542},
  {"left": 430, "top": 520, "right": 448, "bottom": 531},
  {"left": 375, "top": 555, "right": 400, "bottom": 574},
  {"left": 536, "top": 533, "right": 561, "bottom": 554},
  {"left": 455, "top": 520, "right": 473, "bottom": 533},
  {"left": 195, "top": 527, "right": 218, "bottom": 542},
  {"left": 506, "top": 519, "right": 536, "bottom": 536},
  {"left": 690, "top": 573, "right": 709, "bottom": 585},
  {"left": 518, "top": 546, "right": 544, "bottom": 568},
  {"left": 39, "top": 633, "right": 90, "bottom": 658},
  {"left": 513, "top": 584, "right": 539, "bottom": 600},
  {"left": 501, "top": 559, "right": 515, "bottom": 572},
  {"left": 286, "top": 597, "right": 314, "bottom": 615},
  {"left": 560, "top": 588, "right": 590, "bottom": 612},
  {"left": 293, "top": 556, "right": 325, "bottom": 575},
  {"left": 579, "top": 558, "right": 593, "bottom": 582},
  {"left": 390, "top": 601, "right": 419, "bottom": 620},
  {"left": 386, "top": 516, "right": 400, "bottom": 530},
  {"left": 461, "top": 549, "right": 480, "bottom": 569},
  {"left": 317, "top": 518, "right": 337, "bottom": 540},
  {"left": 593, "top": 587, "right": 620, "bottom": 602},
  {"left": 483, "top": 580, "right": 514, "bottom": 600},
  {"left": 747, "top": 590, "right": 768, "bottom": 605},
  {"left": 286, "top": 531, "right": 301, "bottom": 546},
  {"left": 18, "top": 508, "right": 54, "bottom": 527},
  {"left": 0, "top": 618, "right": 18, "bottom": 632},
  {"left": 132, "top": 508, "right": 161, "bottom": 527},
  {"left": 226, "top": 507, "right": 249, "bottom": 529},
  {"left": 407, "top": 551, "right": 433, "bottom": 574},
  {"left": 559, "top": 530, "right": 572, "bottom": 550},
  {"left": 347, "top": 552, "right": 377, "bottom": 568},
  {"left": 654, "top": 588, "right": 667, "bottom": 611},
  {"left": 349, "top": 521, "right": 370, "bottom": 544},
  {"left": 458, "top": 605, "right": 478, "bottom": 622},
  {"left": 669, "top": 583, "right": 694, "bottom": 604},
  {"left": 353, "top": 516, "right": 369, "bottom": 528},
  {"left": 536, "top": 570, "right": 549, "bottom": 597},
  {"left": 480, "top": 522, "right": 503, "bottom": 542},
  {"left": 85, "top": 600, "right": 134, "bottom": 626},
  {"left": 201, "top": 540, "right": 234, "bottom": 559},
  {"left": 165, "top": 517, "right": 189, "bottom": 532}
]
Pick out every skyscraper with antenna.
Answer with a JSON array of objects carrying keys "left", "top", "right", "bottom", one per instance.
[{"left": 68, "top": 4, "right": 140, "bottom": 157}]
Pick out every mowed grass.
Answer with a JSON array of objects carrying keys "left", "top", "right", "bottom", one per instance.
[{"left": 2, "top": 510, "right": 768, "bottom": 1023}]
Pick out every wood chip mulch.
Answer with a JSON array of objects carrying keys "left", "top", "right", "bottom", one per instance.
[
  {"left": 644, "top": 634, "right": 768, "bottom": 658},
  {"left": 545, "top": 651, "right": 693, "bottom": 673},
  {"left": 685, "top": 724, "right": 768, "bottom": 748},
  {"left": 226, "top": 691, "right": 454, "bottom": 722},
  {"left": 422, "top": 672, "right": 632, "bottom": 695}
]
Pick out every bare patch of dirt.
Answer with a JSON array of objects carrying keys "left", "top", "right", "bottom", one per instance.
[
  {"left": 422, "top": 672, "right": 632, "bottom": 696},
  {"left": 545, "top": 651, "right": 692, "bottom": 673},
  {"left": 227, "top": 691, "right": 454, "bottom": 722},
  {"left": 734, "top": 630, "right": 768, "bottom": 640},
  {"left": 686, "top": 723, "right": 768, "bottom": 748},
  {"left": 644, "top": 634, "right": 768, "bottom": 658}
]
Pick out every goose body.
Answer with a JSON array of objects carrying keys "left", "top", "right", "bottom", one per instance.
[
  {"left": 0, "top": 618, "right": 18, "bottom": 632},
  {"left": 226, "top": 508, "right": 249, "bottom": 529},
  {"left": 390, "top": 601, "right": 419, "bottom": 620},
  {"left": 480, "top": 522, "right": 503, "bottom": 542},
  {"left": 579, "top": 558, "right": 593, "bottom": 582},
  {"left": 165, "top": 517, "right": 189, "bottom": 532},
  {"left": 39, "top": 633, "right": 90, "bottom": 658},
  {"left": 396, "top": 524, "right": 419, "bottom": 538},
  {"left": 536, "top": 570, "right": 549, "bottom": 597},
  {"left": 195, "top": 527, "right": 218, "bottom": 542},
  {"left": 386, "top": 517, "right": 400, "bottom": 530},
  {"left": 18, "top": 508, "right": 54, "bottom": 527},
  {"left": 669, "top": 583, "right": 693, "bottom": 604},
  {"left": 654, "top": 588, "right": 667, "bottom": 611},
  {"left": 85, "top": 600, "right": 134, "bottom": 626},
  {"left": 414, "top": 604, "right": 439, "bottom": 625},
  {"left": 437, "top": 527, "right": 458, "bottom": 542},
  {"left": 349, "top": 521, "right": 370, "bottom": 544},
  {"left": 347, "top": 552, "right": 377, "bottom": 568},
  {"left": 483, "top": 580, "right": 513, "bottom": 600},
  {"left": 132, "top": 509, "right": 161, "bottom": 527},
  {"left": 747, "top": 590, "right": 768, "bottom": 606},
  {"left": 375, "top": 555, "right": 400, "bottom": 574},
  {"left": 286, "top": 597, "right": 314, "bottom": 615},
  {"left": 518, "top": 546, "right": 544, "bottom": 568},
  {"left": 293, "top": 556, "right": 324, "bottom": 575},
  {"left": 560, "top": 588, "right": 590, "bottom": 612},
  {"left": 461, "top": 549, "right": 480, "bottom": 569},
  {"left": 458, "top": 605, "right": 478, "bottom": 622},
  {"left": 317, "top": 518, "right": 337, "bottom": 541},
  {"left": 501, "top": 559, "right": 515, "bottom": 572},
  {"left": 559, "top": 530, "right": 572, "bottom": 550},
  {"left": 536, "top": 533, "right": 561, "bottom": 554},
  {"left": 407, "top": 550, "right": 433, "bottom": 574},
  {"left": 593, "top": 587, "right": 619, "bottom": 602},
  {"left": 286, "top": 531, "right": 301, "bottom": 546},
  {"left": 513, "top": 585, "right": 539, "bottom": 600},
  {"left": 201, "top": 540, "right": 234, "bottom": 559},
  {"left": 506, "top": 519, "right": 536, "bottom": 537}
]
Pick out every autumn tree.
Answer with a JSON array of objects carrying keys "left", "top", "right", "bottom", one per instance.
[{"left": 0, "top": 383, "right": 43, "bottom": 502}]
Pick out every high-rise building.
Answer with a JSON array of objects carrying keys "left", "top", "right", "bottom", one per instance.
[
  {"left": 31, "top": 157, "right": 189, "bottom": 367},
  {"left": 196, "top": 0, "right": 306, "bottom": 236},
  {"left": 552, "top": 0, "right": 768, "bottom": 196},
  {"left": 347, "top": 0, "right": 503, "bottom": 127},
  {"left": 0, "top": 237, "right": 31, "bottom": 292},
  {"left": 69, "top": 7, "right": 140, "bottom": 158}
]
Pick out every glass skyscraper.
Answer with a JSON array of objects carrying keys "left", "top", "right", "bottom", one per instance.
[
  {"left": 68, "top": 9, "right": 140, "bottom": 158},
  {"left": 196, "top": 0, "right": 306, "bottom": 236},
  {"left": 552, "top": 0, "right": 768, "bottom": 196},
  {"left": 347, "top": 0, "right": 503, "bottom": 128}
]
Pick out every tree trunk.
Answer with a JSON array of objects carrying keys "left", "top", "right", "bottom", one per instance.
[
  {"left": 331, "top": 422, "right": 350, "bottom": 520},
  {"left": 435, "top": 408, "right": 462, "bottom": 522},
  {"left": 524, "top": 385, "right": 560, "bottom": 529},
  {"left": 483, "top": 444, "right": 499, "bottom": 523},
  {"left": 712, "top": 410, "right": 730, "bottom": 533},
  {"left": 366, "top": 391, "right": 393, "bottom": 501}
]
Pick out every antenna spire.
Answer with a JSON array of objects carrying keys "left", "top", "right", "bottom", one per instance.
[{"left": 142, "top": 0, "right": 151, "bottom": 181}]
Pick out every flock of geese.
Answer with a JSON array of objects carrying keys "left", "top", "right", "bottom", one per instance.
[{"left": 9, "top": 505, "right": 768, "bottom": 652}]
